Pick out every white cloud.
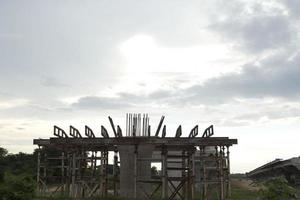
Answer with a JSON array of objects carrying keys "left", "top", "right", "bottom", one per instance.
[{"left": 0, "top": 0, "right": 299, "bottom": 173}]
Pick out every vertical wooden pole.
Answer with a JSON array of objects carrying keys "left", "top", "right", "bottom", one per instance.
[
  {"left": 182, "top": 150, "right": 186, "bottom": 199},
  {"left": 219, "top": 146, "right": 225, "bottom": 200},
  {"left": 215, "top": 146, "right": 220, "bottom": 200},
  {"left": 61, "top": 152, "right": 65, "bottom": 194},
  {"left": 113, "top": 148, "right": 118, "bottom": 196},
  {"left": 100, "top": 150, "right": 108, "bottom": 197},
  {"left": 36, "top": 149, "right": 41, "bottom": 195},
  {"left": 187, "top": 151, "right": 191, "bottom": 200},
  {"left": 201, "top": 147, "right": 207, "bottom": 200},
  {"left": 134, "top": 145, "right": 138, "bottom": 199},
  {"left": 161, "top": 147, "right": 167, "bottom": 199},
  {"left": 43, "top": 152, "right": 47, "bottom": 195},
  {"left": 105, "top": 150, "right": 108, "bottom": 197},
  {"left": 226, "top": 146, "right": 231, "bottom": 198},
  {"left": 191, "top": 149, "right": 195, "bottom": 200},
  {"left": 66, "top": 152, "right": 70, "bottom": 196},
  {"left": 80, "top": 149, "right": 84, "bottom": 198},
  {"left": 71, "top": 152, "right": 76, "bottom": 197}
]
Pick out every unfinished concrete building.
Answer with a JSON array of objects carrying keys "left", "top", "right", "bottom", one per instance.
[{"left": 33, "top": 114, "right": 237, "bottom": 199}]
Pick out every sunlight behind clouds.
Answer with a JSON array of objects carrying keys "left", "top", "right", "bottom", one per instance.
[{"left": 119, "top": 34, "right": 245, "bottom": 82}]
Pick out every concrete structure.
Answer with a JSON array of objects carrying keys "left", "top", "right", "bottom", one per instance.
[
  {"left": 247, "top": 157, "right": 300, "bottom": 185},
  {"left": 33, "top": 114, "right": 237, "bottom": 199}
]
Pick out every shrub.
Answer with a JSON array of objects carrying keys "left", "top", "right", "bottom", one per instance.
[
  {"left": 0, "top": 172, "right": 35, "bottom": 200},
  {"left": 259, "top": 177, "right": 299, "bottom": 200}
]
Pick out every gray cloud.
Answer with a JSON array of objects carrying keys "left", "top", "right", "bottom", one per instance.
[
  {"left": 208, "top": 1, "right": 294, "bottom": 53},
  {"left": 71, "top": 96, "right": 132, "bottom": 110},
  {"left": 283, "top": 0, "right": 300, "bottom": 18},
  {"left": 42, "top": 77, "right": 69, "bottom": 88},
  {"left": 215, "top": 15, "right": 291, "bottom": 53}
]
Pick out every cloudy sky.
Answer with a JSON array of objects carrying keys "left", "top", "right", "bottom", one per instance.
[{"left": 1, "top": 0, "right": 300, "bottom": 173}]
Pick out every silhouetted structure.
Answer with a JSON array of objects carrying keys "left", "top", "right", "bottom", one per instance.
[
  {"left": 247, "top": 157, "right": 300, "bottom": 185},
  {"left": 33, "top": 114, "right": 237, "bottom": 199}
]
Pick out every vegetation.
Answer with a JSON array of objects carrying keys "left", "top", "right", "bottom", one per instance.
[
  {"left": 259, "top": 177, "right": 299, "bottom": 200},
  {"left": 1, "top": 146, "right": 300, "bottom": 200},
  {"left": 0, "top": 147, "right": 36, "bottom": 200},
  {"left": 0, "top": 172, "right": 35, "bottom": 200}
]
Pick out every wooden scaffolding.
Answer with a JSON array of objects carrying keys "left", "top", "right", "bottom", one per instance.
[{"left": 34, "top": 114, "right": 237, "bottom": 199}]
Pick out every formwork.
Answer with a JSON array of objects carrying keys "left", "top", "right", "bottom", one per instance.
[{"left": 33, "top": 114, "right": 237, "bottom": 200}]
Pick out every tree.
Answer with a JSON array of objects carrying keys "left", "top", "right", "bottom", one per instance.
[
  {"left": 0, "top": 147, "right": 8, "bottom": 158},
  {"left": 151, "top": 166, "right": 159, "bottom": 177},
  {"left": 0, "top": 147, "right": 8, "bottom": 181}
]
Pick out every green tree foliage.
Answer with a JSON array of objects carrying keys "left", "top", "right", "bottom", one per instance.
[
  {"left": 0, "top": 147, "right": 37, "bottom": 199},
  {"left": 2, "top": 152, "right": 36, "bottom": 175},
  {"left": 151, "top": 166, "right": 159, "bottom": 177},
  {"left": 259, "top": 177, "right": 299, "bottom": 200},
  {"left": 0, "top": 172, "right": 35, "bottom": 200},
  {"left": 0, "top": 147, "right": 8, "bottom": 181},
  {"left": 0, "top": 148, "right": 8, "bottom": 158}
]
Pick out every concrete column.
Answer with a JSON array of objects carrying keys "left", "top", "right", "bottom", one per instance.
[
  {"left": 119, "top": 145, "right": 154, "bottom": 199},
  {"left": 119, "top": 145, "right": 135, "bottom": 198}
]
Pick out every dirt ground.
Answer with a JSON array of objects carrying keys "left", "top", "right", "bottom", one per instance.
[{"left": 231, "top": 178, "right": 261, "bottom": 191}]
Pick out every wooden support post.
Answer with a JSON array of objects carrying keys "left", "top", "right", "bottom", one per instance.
[
  {"left": 134, "top": 145, "right": 138, "bottom": 199},
  {"left": 66, "top": 152, "right": 70, "bottom": 196},
  {"left": 100, "top": 151, "right": 103, "bottom": 196},
  {"left": 113, "top": 148, "right": 118, "bottom": 196},
  {"left": 61, "top": 152, "right": 65, "bottom": 194},
  {"left": 182, "top": 150, "right": 186, "bottom": 199},
  {"left": 221, "top": 146, "right": 226, "bottom": 198},
  {"left": 219, "top": 146, "right": 225, "bottom": 200},
  {"left": 201, "top": 147, "right": 207, "bottom": 200},
  {"left": 161, "top": 147, "right": 167, "bottom": 199},
  {"left": 226, "top": 146, "right": 231, "bottom": 198},
  {"left": 191, "top": 149, "right": 195, "bottom": 200},
  {"left": 100, "top": 150, "right": 108, "bottom": 197},
  {"left": 71, "top": 152, "right": 76, "bottom": 198},
  {"left": 215, "top": 146, "right": 220, "bottom": 200},
  {"left": 43, "top": 152, "right": 47, "bottom": 195},
  {"left": 36, "top": 149, "right": 41, "bottom": 195},
  {"left": 92, "top": 151, "right": 96, "bottom": 177},
  {"left": 105, "top": 150, "right": 108, "bottom": 197},
  {"left": 80, "top": 149, "right": 85, "bottom": 198},
  {"left": 187, "top": 151, "right": 191, "bottom": 200}
]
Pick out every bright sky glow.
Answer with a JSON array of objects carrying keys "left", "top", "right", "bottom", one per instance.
[{"left": 0, "top": 0, "right": 299, "bottom": 173}]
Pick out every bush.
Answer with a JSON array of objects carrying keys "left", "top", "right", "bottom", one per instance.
[
  {"left": 0, "top": 172, "right": 35, "bottom": 200},
  {"left": 259, "top": 177, "right": 299, "bottom": 200}
]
